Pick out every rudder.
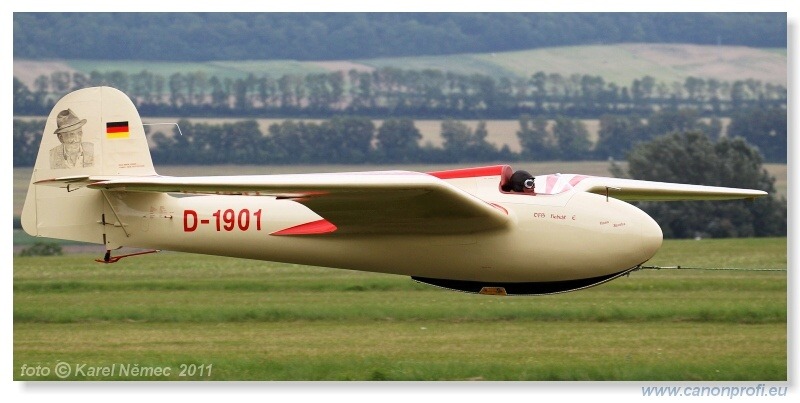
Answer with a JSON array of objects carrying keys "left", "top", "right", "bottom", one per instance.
[{"left": 21, "top": 86, "right": 157, "bottom": 244}]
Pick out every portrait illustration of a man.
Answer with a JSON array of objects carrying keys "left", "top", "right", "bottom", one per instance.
[{"left": 49, "top": 109, "right": 94, "bottom": 169}]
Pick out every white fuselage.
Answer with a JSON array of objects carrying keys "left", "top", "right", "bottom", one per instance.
[{"left": 102, "top": 174, "right": 663, "bottom": 283}]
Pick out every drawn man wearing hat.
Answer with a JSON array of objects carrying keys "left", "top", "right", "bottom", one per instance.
[{"left": 49, "top": 109, "right": 94, "bottom": 169}]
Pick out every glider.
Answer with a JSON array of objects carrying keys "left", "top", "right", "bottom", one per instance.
[{"left": 21, "top": 87, "right": 767, "bottom": 295}]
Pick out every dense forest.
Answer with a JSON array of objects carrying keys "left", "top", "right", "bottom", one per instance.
[
  {"left": 13, "top": 13, "right": 786, "bottom": 61},
  {"left": 617, "top": 132, "right": 786, "bottom": 238}
]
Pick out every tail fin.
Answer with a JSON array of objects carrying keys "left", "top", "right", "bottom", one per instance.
[{"left": 21, "top": 86, "right": 156, "bottom": 244}]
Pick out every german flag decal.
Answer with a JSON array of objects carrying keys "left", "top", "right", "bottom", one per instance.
[{"left": 106, "top": 121, "right": 130, "bottom": 139}]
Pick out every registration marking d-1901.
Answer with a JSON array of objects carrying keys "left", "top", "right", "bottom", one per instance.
[{"left": 184, "top": 209, "right": 262, "bottom": 232}]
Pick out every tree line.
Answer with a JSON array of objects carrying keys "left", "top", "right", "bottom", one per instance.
[
  {"left": 13, "top": 114, "right": 787, "bottom": 238},
  {"left": 13, "top": 105, "right": 786, "bottom": 167},
  {"left": 13, "top": 68, "right": 787, "bottom": 119},
  {"left": 14, "top": 13, "right": 786, "bottom": 62},
  {"left": 617, "top": 131, "right": 786, "bottom": 239}
]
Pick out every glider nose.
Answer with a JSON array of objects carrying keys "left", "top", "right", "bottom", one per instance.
[{"left": 637, "top": 212, "right": 663, "bottom": 262}]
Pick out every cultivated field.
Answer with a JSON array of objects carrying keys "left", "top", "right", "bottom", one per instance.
[
  {"left": 13, "top": 237, "right": 787, "bottom": 381},
  {"left": 13, "top": 43, "right": 787, "bottom": 88}
]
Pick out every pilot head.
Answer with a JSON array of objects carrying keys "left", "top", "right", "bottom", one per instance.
[{"left": 510, "top": 170, "right": 535, "bottom": 193}]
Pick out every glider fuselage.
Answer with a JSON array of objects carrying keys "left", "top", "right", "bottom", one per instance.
[{"left": 99, "top": 176, "right": 662, "bottom": 285}]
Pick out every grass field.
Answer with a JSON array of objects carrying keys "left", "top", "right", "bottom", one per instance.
[
  {"left": 13, "top": 237, "right": 786, "bottom": 381},
  {"left": 470, "top": 44, "right": 787, "bottom": 87}
]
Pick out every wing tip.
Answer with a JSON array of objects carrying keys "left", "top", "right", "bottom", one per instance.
[{"left": 579, "top": 177, "right": 771, "bottom": 201}]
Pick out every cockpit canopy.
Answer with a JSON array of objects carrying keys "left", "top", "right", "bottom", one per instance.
[{"left": 428, "top": 164, "right": 590, "bottom": 196}]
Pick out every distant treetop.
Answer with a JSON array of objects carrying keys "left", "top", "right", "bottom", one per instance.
[{"left": 13, "top": 12, "right": 786, "bottom": 61}]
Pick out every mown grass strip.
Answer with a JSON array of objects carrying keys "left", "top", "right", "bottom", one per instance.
[
  {"left": 14, "top": 321, "right": 786, "bottom": 381},
  {"left": 13, "top": 237, "right": 787, "bottom": 380}
]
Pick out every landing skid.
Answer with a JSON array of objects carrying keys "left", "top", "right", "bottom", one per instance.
[{"left": 96, "top": 249, "right": 161, "bottom": 264}]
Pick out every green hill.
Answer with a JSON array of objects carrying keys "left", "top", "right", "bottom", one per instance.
[{"left": 13, "top": 43, "right": 787, "bottom": 89}]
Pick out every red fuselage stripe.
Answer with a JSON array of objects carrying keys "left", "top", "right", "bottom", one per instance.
[{"left": 271, "top": 219, "right": 338, "bottom": 236}]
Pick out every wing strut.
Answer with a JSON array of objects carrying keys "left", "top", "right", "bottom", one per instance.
[{"left": 100, "top": 191, "right": 130, "bottom": 238}]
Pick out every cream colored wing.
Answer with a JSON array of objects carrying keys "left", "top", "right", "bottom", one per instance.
[
  {"left": 572, "top": 176, "right": 768, "bottom": 201},
  {"left": 38, "top": 172, "right": 511, "bottom": 235}
]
